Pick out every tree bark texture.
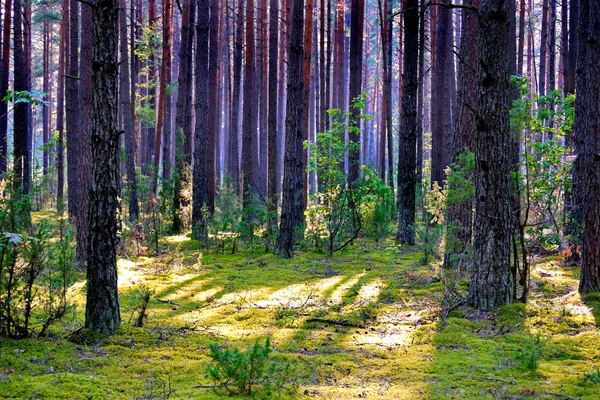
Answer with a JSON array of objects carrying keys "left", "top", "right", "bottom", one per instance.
[
  {"left": 86, "top": 0, "right": 122, "bottom": 334},
  {"left": 468, "top": 0, "right": 515, "bottom": 311}
]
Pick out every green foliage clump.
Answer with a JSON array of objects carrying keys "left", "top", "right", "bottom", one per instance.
[
  {"left": 514, "top": 335, "right": 545, "bottom": 372},
  {"left": 205, "top": 337, "right": 298, "bottom": 397},
  {"left": 356, "top": 166, "right": 395, "bottom": 245},
  {"left": 305, "top": 96, "right": 372, "bottom": 255}
]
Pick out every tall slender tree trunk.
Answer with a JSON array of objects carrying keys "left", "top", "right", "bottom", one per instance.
[
  {"left": 430, "top": 0, "right": 452, "bottom": 187},
  {"left": 347, "top": 0, "right": 363, "bottom": 185},
  {"left": 207, "top": 0, "right": 219, "bottom": 211},
  {"left": 539, "top": 0, "right": 549, "bottom": 98},
  {"left": 0, "top": 0, "right": 11, "bottom": 175},
  {"left": 192, "top": 0, "right": 210, "bottom": 242},
  {"left": 468, "top": 0, "right": 515, "bottom": 311},
  {"left": 14, "top": 0, "right": 30, "bottom": 195},
  {"left": 396, "top": 0, "right": 419, "bottom": 245},
  {"left": 302, "top": 0, "right": 315, "bottom": 201},
  {"left": 258, "top": 0, "right": 268, "bottom": 196},
  {"left": 153, "top": 0, "right": 173, "bottom": 192},
  {"left": 241, "top": 0, "right": 258, "bottom": 211},
  {"left": 173, "top": 0, "right": 194, "bottom": 232},
  {"left": 120, "top": 0, "right": 139, "bottom": 221},
  {"left": 268, "top": 0, "right": 280, "bottom": 210},
  {"left": 573, "top": 0, "right": 600, "bottom": 293},
  {"left": 229, "top": 0, "right": 243, "bottom": 194},
  {"left": 86, "top": 0, "right": 121, "bottom": 334},
  {"left": 276, "top": 0, "right": 306, "bottom": 258},
  {"left": 66, "top": 0, "right": 80, "bottom": 219},
  {"left": 443, "top": 0, "right": 479, "bottom": 268},
  {"left": 42, "top": 18, "right": 50, "bottom": 178},
  {"left": 77, "top": 1, "right": 93, "bottom": 264},
  {"left": 56, "top": 0, "right": 68, "bottom": 209}
]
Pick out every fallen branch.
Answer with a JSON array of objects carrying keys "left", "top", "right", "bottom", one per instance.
[
  {"left": 156, "top": 299, "right": 183, "bottom": 307},
  {"left": 305, "top": 318, "right": 365, "bottom": 328}
]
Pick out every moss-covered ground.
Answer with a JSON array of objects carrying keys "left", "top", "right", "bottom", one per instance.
[{"left": 1, "top": 224, "right": 599, "bottom": 399}]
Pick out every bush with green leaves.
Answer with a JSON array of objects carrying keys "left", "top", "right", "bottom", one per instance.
[
  {"left": 0, "top": 173, "right": 75, "bottom": 338},
  {"left": 205, "top": 337, "right": 298, "bottom": 397},
  {"left": 510, "top": 76, "right": 574, "bottom": 255},
  {"left": 304, "top": 97, "right": 371, "bottom": 255},
  {"left": 356, "top": 166, "right": 395, "bottom": 245},
  {"left": 210, "top": 178, "right": 241, "bottom": 254}
]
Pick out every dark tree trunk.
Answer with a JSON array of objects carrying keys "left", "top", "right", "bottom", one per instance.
[
  {"left": 276, "top": 0, "right": 306, "bottom": 258},
  {"left": 0, "top": 0, "right": 10, "bottom": 174},
  {"left": 443, "top": 0, "right": 479, "bottom": 269},
  {"left": 192, "top": 0, "right": 210, "bottom": 242},
  {"left": 144, "top": 0, "right": 157, "bottom": 176},
  {"left": 468, "top": 0, "right": 515, "bottom": 311},
  {"left": 13, "top": 0, "right": 30, "bottom": 195},
  {"left": 258, "top": 0, "right": 268, "bottom": 196},
  {"left": 56, "top": 0, "right": 68, "bottom": 209},
  {"left": 430, "top": 0, "right": 452, "bottom": 187},
  {"left": 172, "top": 0, "right": 194, "bottom": 233},
  {"left": 415, "top": 0, "right": 426, "bottom": 189},
  {"left": 229, "top": 0, "right": 243, "bottom": 194},
  {"left": 42, "top": 18, "right": 50, "bottom": 178},
  {"left": 67, "top": 0, "right": 80, "bottom": 219},
  {"left": 539, "top": 0, "right": 549, "bottom": 98},
  {"left": 241, "top": 0, "right": 257, "bottom": 210},
  {"left": 85, "top": 0, "right": 122, "bottom": 334},
  {"left": 518, "top": 0, "right": 526, "bottom": 76},
  {"left": 268, "top": 0, "right": 279, "bottom": 210},
  {"left": 565, "top": 0, "right": 578, "bottom": 94},
  {"left": 77, "top": 2, "right": 93, "bottom": 264},
  {"left": 207, "top": 0, "right": 219, "bottom": 211},
  {"left": 396, "top": 0, "right": 418, "bottom": 245},
  {"left": 302, "top": 0, "right": 315, "bottom": 203},
  {"left": 153, "top": 0, "right": 173, "bottom": 192},
  {"left": 548, "top": 0, "right": 556, "bottom": 95},
  {"left": 120, "top": 0, "right": 139, "bottom": 221},
  {"left": 347, "top": 0, "right": 364, "bottom": 185},
  {"left": 573, "top": 0, "right": 600, "bottom": 293}
]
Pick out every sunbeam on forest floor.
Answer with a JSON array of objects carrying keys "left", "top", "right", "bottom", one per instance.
[{"left": 1, "top": 227, "right": 600, "bottom": 399}]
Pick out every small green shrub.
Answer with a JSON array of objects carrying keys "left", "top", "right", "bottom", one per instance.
[
  {"left": 515, "top": 335, "right": 545, "bottom": 371},
  {"left": 205, "top": 337, "right": 298, "bottom": 397}
]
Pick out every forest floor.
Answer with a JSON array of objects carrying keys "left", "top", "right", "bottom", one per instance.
[{"left": 1, "top": 214, "right": 600, "bottom": 399}]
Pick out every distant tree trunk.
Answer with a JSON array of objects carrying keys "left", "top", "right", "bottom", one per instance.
[
  {"left": 468, "top": 0, "right": 514, "bottom": 311},
  {"left": 258, "top": 0, "right": 268, "bottom": 196},
  {"left": 276, "top": 0, "right": 306, "bottom": 258},
  {"left": 396, "top": 0, "right": 419, "bottom": 245},
  {"left": 13, "top": 0, "right": 30, "bottom": 195},
  {"left": 77, "top": 2, "right": 93, "bottom": 264},
  {"left": 443, "top": 0, "right": 479, "bottom": 269},
  {"left": 347, "top": 0, "right": 363, "bottom": 185},
  {"left": 173, "top": 0, "right": 194, "bottom": 233},
  {"left": 548, "top": 0, "right": 556, "bottom": 94},
  {"left": 67, "top": 0, "right": 80, "bottom": 219},
  {"left": 415, "top": 0, "right": 426, "bottom": 189},
  {"left": 559, "top": 0, "right": 567, "bottom": 88},
  {"left": 158, "top": 0, "right": 174, "bottom": 183},
  {"left": 56, "top": 0, "right": 68, "bottom": 209},
  {"left": 573, "top": 0, "right": 600, "bottom": 293},
  {"left": 565, "top": 0, "right": 578, "bottom": 94},
  {"left": 153, "top": 0, "right": 173, "bottom": 192},
  {"left": 268, "top": 0, "right": 279, "bottom": 210},
  {"left": 144, "top": 0, "right": 158, "bottom": 176},
  {"left": 192, "top": 0, "right": 210, "bottom": 242},
  {"left": 518, "top": 0, "right": 525, "bottom": 76},
  {"left": 539, "top": 0, "right": 549, "bottom": 98},
  {"left": 302, "top": 0, "right": 315, "bottom": 203},
  {"left": 241, "top": 0, "right": 258, "bottom": 211},
  {"left": 120, "top": 0, "right": 139, "bottom": 221},
  {"left": 430, "top": 0, "right": 452, "bottom": 187},
  {"left": 42, "top": 18, "right": 50, "bottom": 178},
  {"left": 85, "top": 0, "right": 121, "bottom": 335},
  {"left": 207, "top": 0, "right": 219, "bottom": 211},
  {"left": 0, "top": 0, "right": 11, "bottom": 175},
  {"left": 229, "top": 0, "right": 243, "bottom": 194}
]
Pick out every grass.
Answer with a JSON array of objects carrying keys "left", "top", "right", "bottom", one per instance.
[{"left": 1, "top": 221, "right": 599, "bottom": 399}]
